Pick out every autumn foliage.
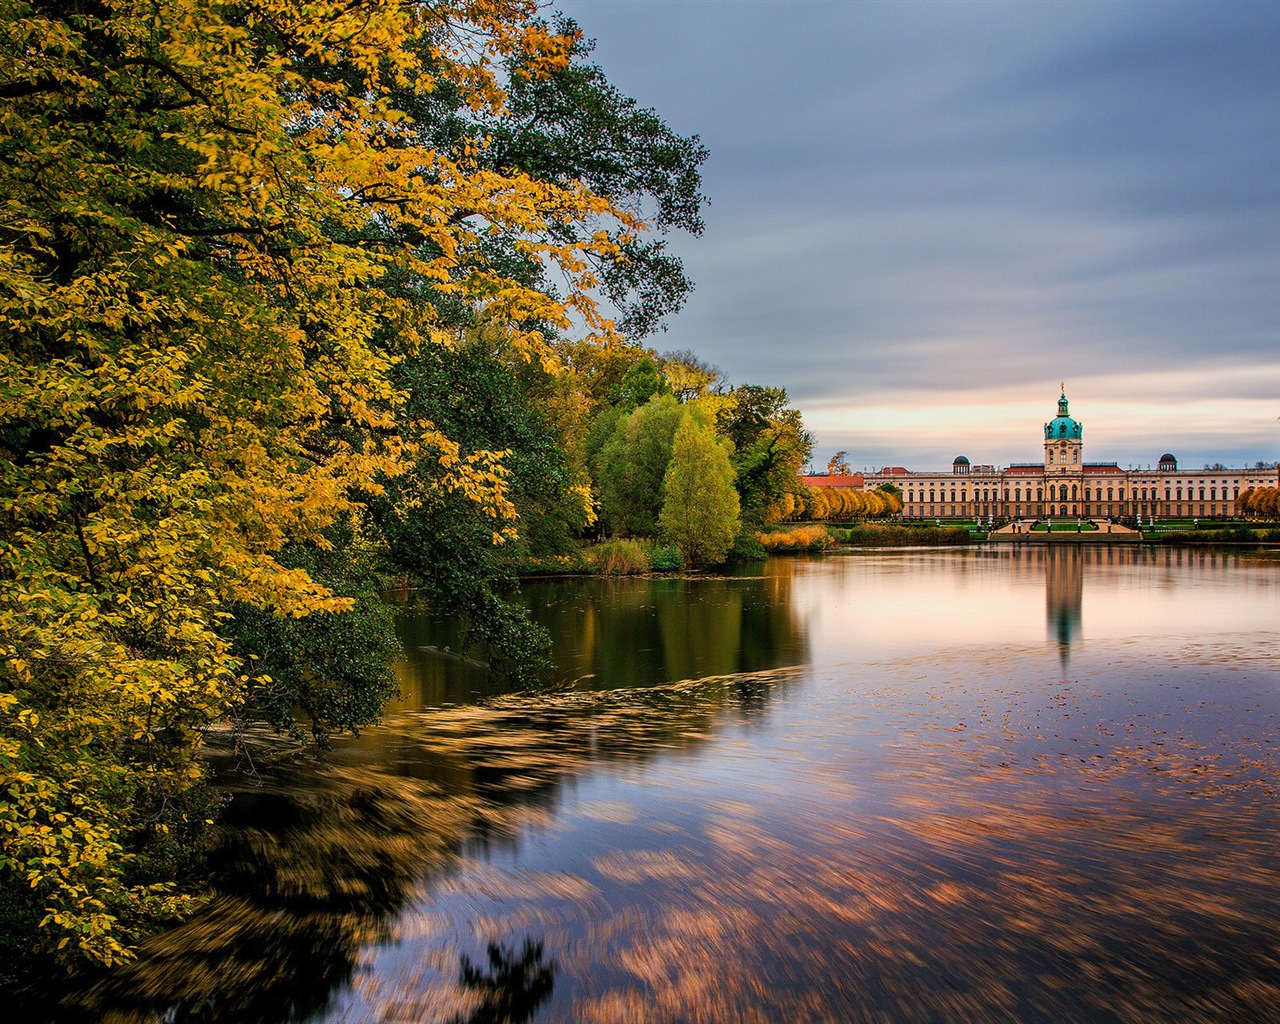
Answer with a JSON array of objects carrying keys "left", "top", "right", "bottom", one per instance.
[
  {"left": 1237, "top": 488, "right": 1280, "bottom": 517},
  {"left": 756, "top": 525, "right": 833, "bottom": 553},
  {"left": 0, "top": 0, "right": 645, "bottom": 966},
  {"left": 785, "top": 485, "right": 903, "bottom": 522}
]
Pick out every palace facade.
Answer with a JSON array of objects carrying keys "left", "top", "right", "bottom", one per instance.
[{"left": 815, "top": 390, "right": 1278, "bottom": 521}]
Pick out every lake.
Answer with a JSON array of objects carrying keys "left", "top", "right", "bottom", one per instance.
[{"left": 57, "top": 547, "right": 1280, "bottom": 1023}]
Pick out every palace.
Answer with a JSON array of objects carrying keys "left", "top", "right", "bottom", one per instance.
[{"left": 812, "top": 390, "right": 1278, "bottom": 521}]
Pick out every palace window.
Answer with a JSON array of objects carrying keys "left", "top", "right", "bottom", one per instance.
[
  {"left": 1047, "top": 451, "right": 1054, "bottom": 464},
  {"left": 1037, "top": 488, "right": 1043, "bottom": 500},
  {"left": 1119, "top": 488, "right": 1125, "bottom": 500},
  {"left": 1199, "top": 487, "right": 1205, "bottom": 500},
  {"left": 1071, "top": 484, "right": 1077, "bottom": 500},
  {"left": 1072, "top": 449, "right": 1078, "bottom": 463},
  {"left": 1210, "top": 488, "right": 1216, "bottom": 500},
  {"left": 1108, "top": 487, "right": 1114, "bottom": 500}
]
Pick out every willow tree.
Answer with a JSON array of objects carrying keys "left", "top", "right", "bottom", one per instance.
[{"left": 0, "top": 0, "right": 644, "bottom": 966}]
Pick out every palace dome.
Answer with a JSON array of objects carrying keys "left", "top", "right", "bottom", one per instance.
[{"left": 1044, "top": 391, "right": 1082, "bottom": 440}]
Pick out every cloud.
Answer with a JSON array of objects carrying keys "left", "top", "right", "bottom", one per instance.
[{"left": 559, "top": 0, "right": 1280, "bottom": 468}]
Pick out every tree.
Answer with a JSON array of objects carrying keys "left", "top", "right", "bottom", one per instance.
[
  {"left": 659, "top": 416, "right": 740, "bottom": 567},
  {"left": 610, "top": 356, "right": 670, "bottom": 411},
  {"left": 222, "top": 524, "right": 399, "bottom": 745},
  {"left": 718, "top": 385, "right": 812, "bottom": 526},
  {"left": 452, "top": 16, "right": 708, "bottom": 339},
  {"left": 0, "top": 0, "right": 660, "bottom": 967},
  {"left": 660, "top": 349, "right": 727, "bottom": 403},
  {"left": 597, "top": 395, "right": 688, "bottom": 535},
  {"left": 374, "top": 340, "right": 596, "bottom": 686},
  {"left": 876, "top": 483, "right": 904, "bottom": 515},
  {"left": 806, "top": 488, "right": 831, "bottom": 521},
  {"left": 827, "top": 451, "right": 852, "bottom": 476}
]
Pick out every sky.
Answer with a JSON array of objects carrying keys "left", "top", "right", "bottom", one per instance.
[{"left": 555, "top": 0, "right": 1280, "bottom": 472}]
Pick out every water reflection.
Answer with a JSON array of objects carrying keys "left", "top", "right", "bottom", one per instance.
[
  {"left": 19, "top": 550, "right": 1280, "bottom": 1023},
  {"left": 451, "top": 939, "right": 555, "bottom": 1024},
  {"left": 1045, "top": 547, "right": 1083, "bottom": 666},
  {"left": 44, "top": 667, "right": 801, "bottom": 1024},
  {"left": 394, "top": 567, "right": 809, "bottom": 706}
]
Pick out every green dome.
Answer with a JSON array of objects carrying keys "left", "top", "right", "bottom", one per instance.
[{"left": 1044, "top": 391, "right": 1082, "bottom": 440}]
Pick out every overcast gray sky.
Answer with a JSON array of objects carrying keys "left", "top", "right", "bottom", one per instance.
[{"left": 556, "top": 0, "right": 1280, "bottom": 471}]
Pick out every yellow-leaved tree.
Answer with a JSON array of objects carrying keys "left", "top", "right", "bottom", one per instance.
[{"left": 0, "top": 0, "right": 638, "bottom": 966}]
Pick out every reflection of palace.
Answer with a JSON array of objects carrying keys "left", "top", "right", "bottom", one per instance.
[
  {"left": 1044, "top": 547, "right": 1082, "bottom": 666},
  {"left": 812, "top": 390, "right": 1279, "bottom": 520}
]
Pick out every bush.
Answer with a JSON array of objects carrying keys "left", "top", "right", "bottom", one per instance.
[
  {"left": 830, "top": 524, "right": 971, "bottom": 546},
  {"left": 591, "top": 539, "right": 652, "bottom": 575},
  {"left": 756, "top": 525, "right": 833, "bottom": 552},
  {"left": 1161, "top": 525, "right": 1260, "bottom": 545},
  {"left": 729, "top": 532, "right": 768, "bottom": 561},
  {"left": 646, "top": 541, "right": 684, "bottom": 571}
]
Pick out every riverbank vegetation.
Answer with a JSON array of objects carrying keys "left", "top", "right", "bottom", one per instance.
[
  {"left": 830, "top": 523, "right": 972, "bottom": 546},
  {"left": 0, "top": 0, "right": 830, "bottom": 975},
  {"left": 1158, "top": 523, "right": 1280, "bottom": 545},
  {"left": 757, "top": 525, "right": 835, "bottom": 553}
]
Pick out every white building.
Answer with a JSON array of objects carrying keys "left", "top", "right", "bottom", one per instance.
[{"left": 865, "top": 390, "right": 1277, "bottom": 521}]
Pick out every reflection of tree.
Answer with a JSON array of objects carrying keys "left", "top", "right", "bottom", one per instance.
[
  {"left": 32, "top": 665, "right": 802, "bottom": 1024},
  {"left": 47, "top": 756, "right": 466, "bottom": 1024},
  {"left": 397, "top": 570, "right": 809, "bottom": 696},
  {"left": 451, "top": 939, "right": 555, "bottom": 1024}
]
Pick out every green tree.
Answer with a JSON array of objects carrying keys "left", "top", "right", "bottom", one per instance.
[
  {"left": 598, "top": 395, "right": 710, "bottom": 536},
  {"left": 373, "top": 340, "right": 599, "bottom": 686},
  {"left": 719, "top": 385, "right": 813, "bottom": 526},
  {"left": 609, "top": 356, "right": 670, "bottom": 411},
  {"left": 659, "top": 415, "right": 741, "bottom": 567},
  {"left": 222, "top": 524, "right": 399, "bottom": 745}
]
